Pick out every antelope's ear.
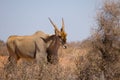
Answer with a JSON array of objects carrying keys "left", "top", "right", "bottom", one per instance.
[{"left": 40, "top": 37, "right": 47, "bottom": 43}]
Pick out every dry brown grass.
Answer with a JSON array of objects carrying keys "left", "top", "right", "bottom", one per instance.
[{"left": 0, "top": 42, "right": 84, "bottom": 80}]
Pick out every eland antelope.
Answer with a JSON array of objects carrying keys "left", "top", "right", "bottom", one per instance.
[{"left": 6, "top": 18, "right": 67, "bottom": 64}]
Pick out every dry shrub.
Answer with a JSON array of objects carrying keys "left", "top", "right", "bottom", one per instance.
[
  {"left": 0, "top": 40, "right": 8, "bottom": 56},
  {"left": 76, "top": 0, "right": 120, "bottom": 80},
  {"left": 93, "top": 0, "right": 120, "bottom": 79}
]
